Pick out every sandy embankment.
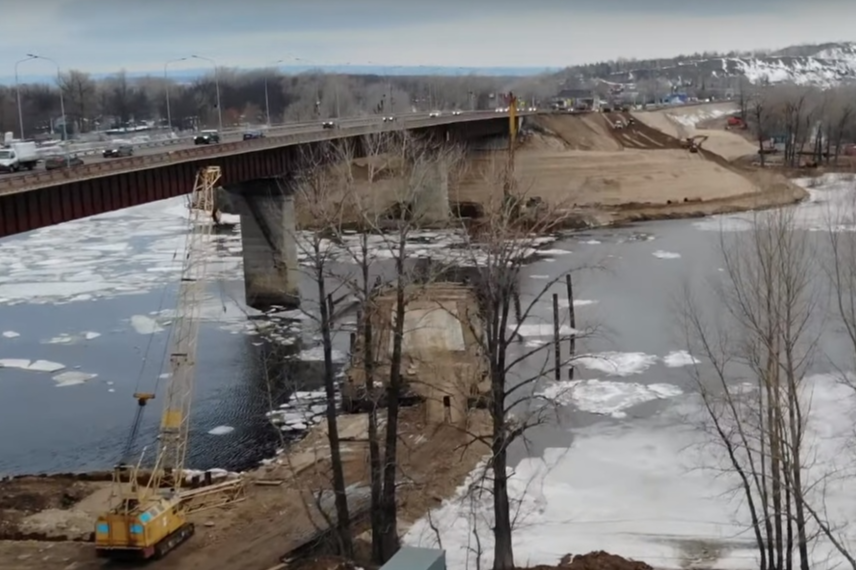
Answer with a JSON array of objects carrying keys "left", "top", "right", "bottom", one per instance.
[
  {"left": 451, "top": 104, "right": 806, "bottom": 225},
  {"left": 633, "top": 102, "right": 759, "bottom": 161}
]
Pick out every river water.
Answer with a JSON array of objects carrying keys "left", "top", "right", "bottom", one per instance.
[
  {"left": 3, "top": 174, "right": 856, "bottom": 567},
  {"left": 2, "top": 178, "right": 850, "bottom": 476},
  {"left": 5, "top": 179, "right": 856, "bottom": 566}
]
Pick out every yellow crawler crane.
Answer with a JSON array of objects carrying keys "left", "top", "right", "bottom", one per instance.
[{"left": 94, "top": 166, "right": 242, "bottom": 560}]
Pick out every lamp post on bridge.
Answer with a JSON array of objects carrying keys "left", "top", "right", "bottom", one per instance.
[
  {"left": 27, "top": 54, "right": 68, "bottom": 166},
  {"left": 14, "top": 56, "right": 37, "bottom": 140},
  {"left": 190, "top": 55, "right": 222, "bottom": 133},
  {"left": 163, "top": 57, "right": 187, "bottom": 133}
]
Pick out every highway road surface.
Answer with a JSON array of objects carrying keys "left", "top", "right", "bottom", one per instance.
[
  {"left": 0, "top": 114, "right": 412, "bottom": 179},
  {"left": 0, "top": 109, "right": 529, "bottom": 195}
]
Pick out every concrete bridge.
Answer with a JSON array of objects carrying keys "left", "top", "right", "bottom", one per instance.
[{"left": 0, "top": 110, "right": 536, "bottom": 309}]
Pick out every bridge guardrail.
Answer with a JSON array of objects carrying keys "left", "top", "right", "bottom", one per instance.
[{"left": 0, "top": 111, "right": 527, "bottom": 196}]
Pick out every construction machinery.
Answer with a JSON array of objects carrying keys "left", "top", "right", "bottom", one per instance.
[
  {"left": 681, "top": 135, "right": 709, "bottom": 153},
  {"left": 94, "top": 166, "right": 244, "bottom": 561},
  {"left": 726, "top": 116, "right": 748, "bottom": 130}
]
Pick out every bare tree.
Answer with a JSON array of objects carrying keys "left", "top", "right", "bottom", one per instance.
[
  {"left": 291, "top": 141, "right": 356, "bottom": 557},
  {"left": 59, "top": 70, "right": 96, "bottom": 132},
  {"left": 680, "top": 206, "right": 829, "bottom": 570}
]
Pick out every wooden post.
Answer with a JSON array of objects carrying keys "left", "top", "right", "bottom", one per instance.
[
  {"left": 552, "top": 293, "right": 561, "bottom": 381},
  {"left": 565, "top": 274, "right": 576, "bottom": 380}
]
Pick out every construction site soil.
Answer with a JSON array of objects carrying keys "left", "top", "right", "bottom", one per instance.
[
  {"left": 0, "top": 406, "right": 492, "bottom": 570},
  {"left": 450, "top": 106, "right": 806, "bottom": 225}
]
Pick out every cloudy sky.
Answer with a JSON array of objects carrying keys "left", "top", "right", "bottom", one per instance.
[{"left": 2, "top": 0, "right": 855, "bottom": 75}]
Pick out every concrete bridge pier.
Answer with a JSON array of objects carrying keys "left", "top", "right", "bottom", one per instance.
[
  {"left": 225, "top": 176, "right": 300, "bottom": 311},
  {"left": 411, "top": 155, "right": 451, "bottom": 225}
]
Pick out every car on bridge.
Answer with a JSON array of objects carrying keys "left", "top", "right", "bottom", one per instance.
[
  {"left": 242, "top": 130, "right": 265, "bottom": 140},
  {"left": 382, "top": 116, "right": 396, "bottom": 123},
  {"left": 44, "top": 154, "right": 84, "bottom": 171},
  {"left": 194, "top": 130, "right": 221, "bottom": 145},
  {"left": 321, "top": 121, "right": 336, "bottom": 129},
  {"left": 102, "top": 144, "right": 134, "bottom": 158},
  {"left": 451, "top": 110, "right": 462, "bottom": 116},
  {"left": 429, "top": 111, "right": 441, "bottom": 118}
]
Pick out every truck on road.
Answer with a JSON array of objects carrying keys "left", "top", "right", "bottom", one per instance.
[{"left": 0, "top": 142, "right": 40, "bottom": 172}]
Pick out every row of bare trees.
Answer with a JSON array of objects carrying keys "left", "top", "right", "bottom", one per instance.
[
  {"left": 740, "top": 84, "right": 856, "bottom": 167},
  {"left": 0, "top": 68, "right": 546, "bottom": 138},
  {"left": 256, "top": 130, "right": 584, "bottom": 569},
  {"left": 682, "top": 185, "right": 856, "bottom": 570}
]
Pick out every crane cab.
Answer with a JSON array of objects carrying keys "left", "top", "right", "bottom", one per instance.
[{"left": 95, "top": 495, "right": 193, "bottom": 560}]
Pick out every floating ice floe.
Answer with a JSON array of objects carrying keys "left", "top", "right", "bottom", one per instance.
[
  {"left": 663, "top": 350, "right": 700, "bottom": 368},
  {"left": 511, "top": 323, "right": 578, "bottom": 337},
  {"left": 293, "top": 347, "right": 347, "bottom": 362},
  {"left": 652, "top": 250, "right": 681, "bottom": 260},
  {"left": 52, "top": 371, "right": 98, "bottom": 387},
  {"left": 44, "top": 331, "right": 101, "bottom": 344},
  {"left": 529, "top": 275, "right": 550, "bottom": 280},
  {"left": 558, "top": 299, "right": 597, "bottom": 308},
  {"left": 130, "top": 315, "right": 165, "bottom": 335},
  {"left": 2, "top": 331, "right": 20, "bottom": 338},
  {"left": 539, "top": 379, "right": 683, "bottom": 418},
  {"left": 575, "top": 351, "right": 658, "bottom": 376},
  {"left": 537, "top": 249, "right": 572, "bottom": 256},
  {"left": 266, "top": 389, "right": 337, "bottom": 434},
  {"left": 580, "top": 239, "right": 601, "bottom": 245},
  {"left": 0, "top": 359, "right": 65, "bottom": 373},
  {"left": 207, "top": 425, "right": 235, "bottom": 436}
]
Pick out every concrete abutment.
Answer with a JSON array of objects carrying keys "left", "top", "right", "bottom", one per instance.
[{"left": 224, "top": 177, "right": 300, "bottom": 311}]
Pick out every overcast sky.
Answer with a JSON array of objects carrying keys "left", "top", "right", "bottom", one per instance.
[{"left": 3, "top": 0, "right": 855, "bottom": 75}]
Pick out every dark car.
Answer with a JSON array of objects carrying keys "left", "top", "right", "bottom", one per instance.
[
  {"left": 44, "top": 154, "right": 84, "bottom": 171},
  {"left": 321, "top": 121, "right": 336, "bottom": 129},
  {"left": 242, "top": 130, "right": 265, "bottom": 140},
  {"left": 194, "top": 130, "right": 221, "bottom": 145},
  {"left": 102, "top": 144, "right": 133, "bottom": 158}
]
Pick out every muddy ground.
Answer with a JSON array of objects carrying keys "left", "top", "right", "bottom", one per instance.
[{"left": 0, "top": 406, "right": 491, "bottom": 570}]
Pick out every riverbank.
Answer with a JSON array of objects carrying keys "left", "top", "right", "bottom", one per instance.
[{"left": 0, "top": 404, "right": 492, "bottom": 570}]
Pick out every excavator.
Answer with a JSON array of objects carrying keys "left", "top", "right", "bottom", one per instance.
[
  {"left": 94, "top": 166, "right": 244, "bottom": 561},
  {"left": 681, "top": 135, "right": 708, "bottom": 154}
]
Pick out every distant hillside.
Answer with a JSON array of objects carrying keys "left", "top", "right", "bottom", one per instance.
[{"left": 556, "top": 42, "right": 856, "bottom": 93}]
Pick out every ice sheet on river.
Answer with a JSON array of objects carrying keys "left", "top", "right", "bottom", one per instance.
[{"left": 405, "top": 373, "right": 856, "bottom": 570}]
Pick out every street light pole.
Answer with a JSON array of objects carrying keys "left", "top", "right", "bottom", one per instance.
[
  {"left": 191, "top": 55, "right": 222, "bottom": 133},
  {"left": 14, "top": 56, "right": 37, "bottom": 139},
  {"left": 27, "top": 54, "right": 68, "bottom": 165},
  {"left": 264, "top": 59, "right": 283, "bottom": 127},
  {"left": 164, "top": 57, "right": 187, "bottom": 133}
]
